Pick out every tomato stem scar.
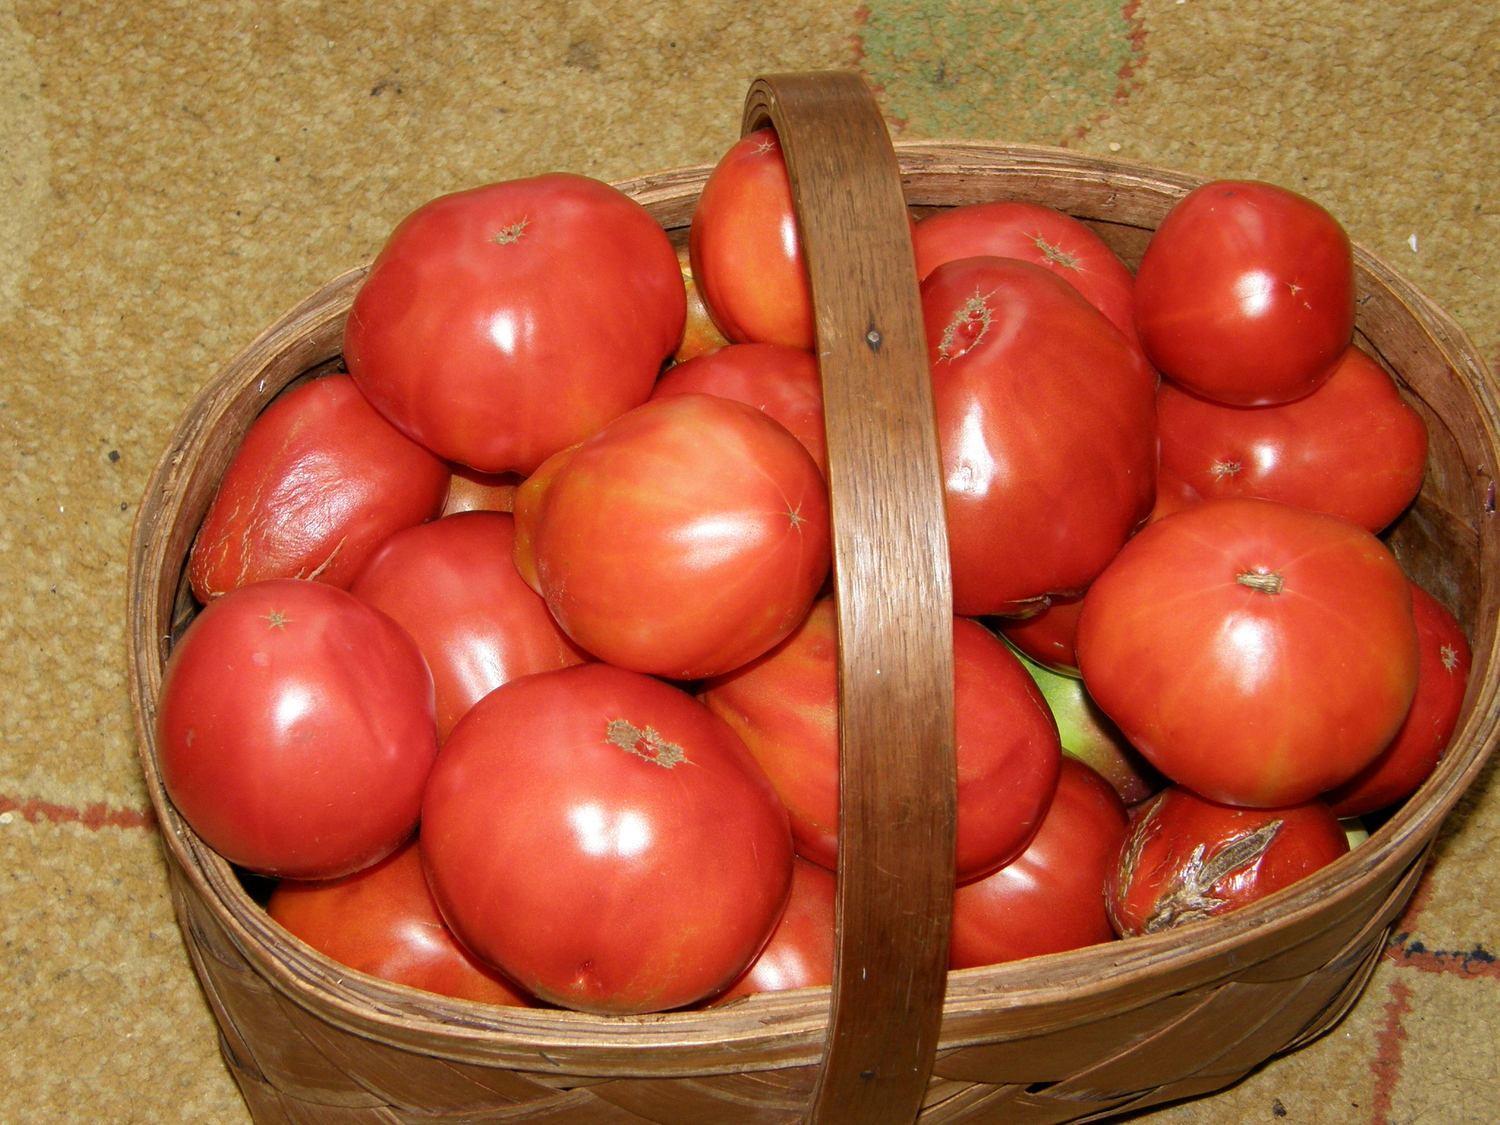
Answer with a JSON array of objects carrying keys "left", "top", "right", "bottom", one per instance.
[
  {"left": 605, "top": 719, "right": 685, "bottom": 768},
  {"left": 1236, "top": 571, "right": 1284, "bottom": 594},
  {"left": 492, "top": 219, "right": 529, "bottom": 244}
]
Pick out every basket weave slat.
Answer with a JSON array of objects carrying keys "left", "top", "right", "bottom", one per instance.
[{"left": 127, "top": 74, "right": 1500, "bottom": 1125}]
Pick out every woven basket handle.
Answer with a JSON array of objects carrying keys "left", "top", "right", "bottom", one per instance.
[{"left": 741, "top": 73, "right": 958, "bottom": 1125}]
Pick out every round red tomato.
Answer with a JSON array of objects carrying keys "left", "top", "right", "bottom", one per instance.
[
  {"left": 1157, "top": 345, "right": 1428, "bottom": 533},
  {"left": 156, "top": 579, "right": 438, "bottom": 879},
  {"left": 420, "top": 663, "right": 794, "bottom": 1014},
  {"left": 344, "top": 173, "right": 685, "bottom": 474},
  {"left": 268, "top": 838, "right": 532, "bottom": 1007},
  {"left": 348, "top": 512, "right": 590, "bottom": 740},
  {"left": 1076, "top": 497, "right": 1419, "bottom": 807},
  {"left": 513, "top": 393, "right": 830, "bottom": 680},
  {"left": 188, "top": 375, "right": 449, "bottom": 602},
  {"left": 951, "top": 757, "right": 1127, "bottom": 968},
  {"left": 709, "top": 856, "right": 835, "bottom": 1005},
  {"left": 924, "top": 256, "right": 1158, "bottom": 614},
  {"left": 1134, "top": 180, "right": 1355, "bottom": 406},
  {"left": 1107, "top": 786, "right": 1349, "bottom": 935}
]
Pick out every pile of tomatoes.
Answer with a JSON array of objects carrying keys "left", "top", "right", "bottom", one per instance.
[{"left": 155, "top": 129, "right": 1471, "bottom": 1016}]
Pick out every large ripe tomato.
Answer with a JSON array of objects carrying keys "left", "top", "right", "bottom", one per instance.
[
  {"left": 188, "top": 375, "right": 448, "bottom": 602},
  {"left": 700, "top": 601, "right": 1061, "bottom": 882},
  {"left": 344, "top": 173, "right": 685, "bottom": 474},
  {"left": 1107, "top": 786, "right": 1349, "bottom": 936},
  {"left": 420, "top": 663, "right": 794, "bottom": 1014},
  {"left": 348, "top": 512, "right": 590, "bottom": 740},
  {"left": 708, "top": 856, "right": 835, "bottom": 1005},
  {"left": 924, "top": 256, "right": 1158, "bottom": 614},
  {"left": 1133, "top": 180, "right": 1355, "bottom": 406},
  {"left": 1076, "top": 497, "right": 1419, "bottom": 807},
  {"left": 950, "top": 757, "right": 1127, "bottom": 968},
  {"left": 513, "top": 393, "right": 830, "bottom": 680},
  {"left": 1157, "top": 345, "right": 1428, "bottom": 532},
  {"left": 156, "top": 579, "right": 438, "bottom": 879},
  {"left": 912, "top": 200, "right": 1142, "bottom": 352},
  {"left": 268, "top": 838, "right": 532, "bottom": 1007}
]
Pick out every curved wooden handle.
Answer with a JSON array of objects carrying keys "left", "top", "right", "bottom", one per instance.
[{"left": 742, "top": 72, "right": 957, "bottom": 1125}]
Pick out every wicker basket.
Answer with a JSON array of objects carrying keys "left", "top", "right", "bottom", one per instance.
[{"left": 126, "top": 73, "right": 1500, "bottom": 1125}]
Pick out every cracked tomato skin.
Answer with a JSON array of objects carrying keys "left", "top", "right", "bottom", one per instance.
[
  {"left": 156, "top": 579, "right": 438, "bottom": 880},
  {"left": 1106, "top": 786, "right": 1348, "bottom": 937},
  {"left": 420, "top": 663, "right": 794, "bottom": 1014},
  {"left": 187, "top": 375, "right": 448, "bottom": 602},
  {"left": 345, "top": 173, "right": 685, "bottom": 475}
]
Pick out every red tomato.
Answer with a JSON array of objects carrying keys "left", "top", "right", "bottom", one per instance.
[
  {"left": 1327, "top": 581, "right": 1472, "bottom": 817},
  {"left": 951, "top": 757, "right": 1127, "bottom": 967},
  {"left": 1157, "top": 345, "right": 1429, "bottom": 532},
  {"left": 344, "top": 173, "right": 685, "bottom": 474},
  {"left": 420, "top": 663, "right": 794, "bottom": 1014},
  {"left": 1151, "top": 466, "right": 1203, "bottom": 524},
  {"left": 1107, "top": 787, "right": 1349, "bottom": 935},
  {"left": 442, "top": 466, "right": 522, "bottom": 516},
  {"left": 997, "top": 594, "right": 1084, "bottom": 675},
  {"left": 689, "top": 128, "right": 813, "bottom": 349},
  {"left": 188, "top": 375, "right": 448, "bottom": 602},
  {"left": 513, "top": 393, "right": 830, "bottom": 680},
  {"left": 156, "top": 579, "right": 438, "bottom": 879},
  {"left": 924, "top": 256, "right": 1158, "bottom": 614},
  {"left": 1134, "top": 180, "right": 1355, "bottom": 406},
  {"left": 673, "top": 242, "right": 732, "bottom": 363},
  {"left": 709, "top": 856, "right": 836, "bottom": 1004},
  {"left": 348, "top": 512, "right": 590, "bottom": 740},
  {"left": 651, "top": 343, "right": 827, "bottom": 476},
  {"left": 913, "top": 201, "right": 1142, "bottom": 352},
  {"left": 700, "top": 601, "right": 1061, "bottom": 881},
  {"left": 1076, "top": 498, "right": 1419, "bottom": 807},
  {"left": 268, "top": 839, "right": 532, "bottom": 1007}
]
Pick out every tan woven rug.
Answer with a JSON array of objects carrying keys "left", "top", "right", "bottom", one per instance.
[{"left": 2, "top": 1, "right": 1496, "bottom": 1121}]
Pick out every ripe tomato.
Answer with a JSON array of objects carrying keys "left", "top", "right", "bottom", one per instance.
[
  {"left": 700, "top": 601, "right": 1061, "bottom": 881},
  {"left": 708, "top": 856, "right": 835, "bottom": 1005},
  {"left": 912, "top": 200, "right": 1142, "bottom": 352},
  {"left": 268, "top": 839, "right": 532, "bottom": 1007},
  {"left": 1157, "top": 345, "right": 1428, "bottom": 533},
  {"left": 513, "top": 393, "right": 830, "bottom": 680},
  {"left": 924, "top": 256, "right": 1158, "bottom": 614},
  {"left": 348, "top": 512, "right": 590, "bottom": 740},
  {"left": 156, "top": 579, "right": 438, "bottom": 879},
  {"left": 344, "top": 173, "right": 685, "bottom": 474},
  {"left": 188, "top": 375, "right": 448, "bottom": 602},
  {"left": 950, "top": 757, "right": 1127, "bottom": 968},
  {"left": 1076, "top": 497, "right": 1419, "bottom": 807},
  {"left": 1133, "top": 180, "right": 1355, "bottom": 406},
  {"left": 1326, "top": 581, "right": 1472, "bottom": 817},
  {"left": 420, "top": 663, "right": 793, "bottom": 1014},
  {"left": 1107, "top": 787, "right": 1349, "bottom": 936},
  {"left": 996, "top": 594, "right": 1084, "bottom": 675}
]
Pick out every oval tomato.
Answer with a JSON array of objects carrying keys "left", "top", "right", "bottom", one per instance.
[
  {"left": 156, "top": 579, "right": 438, "bottom": 879},
  {"left": 268, "top": 839, "right": 532, "bottom": 1006},
  {"left": 345, "top": 173, "right": 685, "bottom": 474},
  {"left": 1076, "top": 497, "right": 1419, "bottom": 807},
  {"left": 420, "top": 663, "right": 793, "bottom": 1014},
  {"left": 708, "top": 856, "right": 835, "bottom": 1004},
  {"left": 1133, "top": 180, "right": 1355, "bottom": 406},
  {"left": 188, "top": 375, "right": 448, "bottom": 602}
]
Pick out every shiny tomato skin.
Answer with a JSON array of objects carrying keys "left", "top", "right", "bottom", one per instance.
[
  {"left": 188, "top": 375, "right": 448, "bottom": 602},
  {"left": 708, "top": 856, "right": 836, "bottom": 1004},
  {"left": 673, "top": 242, "right": 732, "bottom": 363},
  {"left": 913, "top": 201, "right": 1142, "bottom": 352},
  {"left": 924, "top": 256, "right": 1158, "bottom": 613},
  {"left": 701, "top": 601, "right": 1061, "bottom": 881},
  {"left": 268, "top": 839, "right": 532, "bottom": 1007},
  {"left": 157, "top": 579, "right": 438, "bottom": 879},
  {"left": 517, "top": 393, "right": 830, "bottom": 680},
  {"left": 1134, "top": 180, "right": 1355, "bottom": 406},
  {"left": 1076, "top": 497, "right": 1419, "bottom": 807},
  {"left": 951, "top": 757, "right": 1127, "bottom": 968},
  {"left": 1157, "top": 345, "right": 1428, "bottom": 532},
  {"left": 344, "top": 173, "right": 685, "bottom": 474},
  {"left": 997, "top": 594, "right": 1084, "bottom": 676},
  {"left": 689, "top": 128, "right": 813, "bottom": 349},
  {"left": 651, "top": 343, "right": 827, "bottom": 476},
  {"left": 420, "top": 663, "right": 794, "bottom": 1014},
  {"left": 348, "top": 512, "right": 590, "bottom": 740},
  {"left": 1107, "top": 787, "right": 1349, "bottom": 936},
  {"left": 1326, "top": 581, "right": 1472, "bottom": 817}
]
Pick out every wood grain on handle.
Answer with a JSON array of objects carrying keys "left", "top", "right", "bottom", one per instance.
[{"left": 742, "top": 72, "right": 958, "bottom": 1125}]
